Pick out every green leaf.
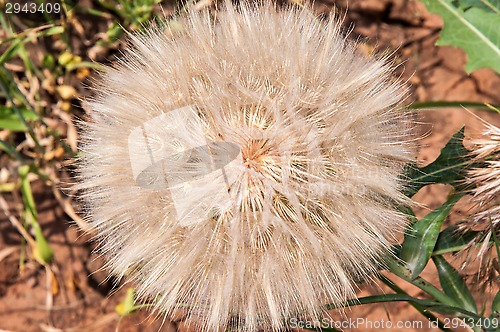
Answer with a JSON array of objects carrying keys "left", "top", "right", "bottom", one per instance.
[
  {"left": 0, "top": 66, "right": 43, "bottom": 152},
  {"left": 493, "top": 290, "right": 500, "bottom": 312},
  {"left": 0, "top": 139, "right": 23, "bottom": 161},
  {"left": 400, "top": 193, "right": 462, "bottom": 279},
  {"left": 0, "top": 39, "right": 24, "bottom": 66},
  {"left": 492, "top": 219, "right": 500, "bottom": 273},
  {"left": 420, "top": 0, "right": 500, "bottom": 73},
  {"left": 433, "top": 225, "right": 479, "bottom": 255},
  {"left": 384, "top": 254, "right": 457, "bottom": 306},
  {"left": 404, "top": 128, "right": 471, "bottom": 197},
  {"left": 408, "top": 101, "right": 500, "bottom": 112},
  {"left": 18, "top": 165, "right": 53, "bottom": 265},
  {"left": 485, "top": 314, "right": 500, "bottom": 332},
  {"left": 0, "top": 26, "right": 64, "bottom": 65},
  {"left": 324, "top": 293, "right": 482, "bottom": 321},
  {"left": 459, "top": 0, "right": 500, "bottom": 13},
  {"left": 432, "top": 255, "right": 478, "bottom": 314},
  {"left": 0, "top": 105, "right": 38, "bottom": 131},
  {"left": 116, "top": 288, "right": 138, "bottom": 316},
  {"left": 65, "top": 61, "right": 107, "bottom": 71},
  {"left": 31, "top": 221, "right": 54, "bottom": 265},
  {"left": 378, "top": 274, "right": 453, "bottom": 331}
]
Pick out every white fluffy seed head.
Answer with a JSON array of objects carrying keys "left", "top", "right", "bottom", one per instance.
[{"left": 78, "top": 2, "right": 414, "bottom": 331}]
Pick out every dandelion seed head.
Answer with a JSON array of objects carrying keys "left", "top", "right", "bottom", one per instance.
[
  {"left": 78, "top": 2, "right": 414, "bottom": 331},
  {"left": 464, "top": 122, "right": 500, "bottom": 269},
  {"left": 467, "top": 123, "right": 500, "bottom": 225}
]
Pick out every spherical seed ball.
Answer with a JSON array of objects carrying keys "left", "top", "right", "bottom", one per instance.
[{"left": 78, "top": 2, "right": 414, "bottom": 331}]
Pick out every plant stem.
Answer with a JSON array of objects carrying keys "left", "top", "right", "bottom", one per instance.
[{"left": 379, "top": 274, "right": 452, "bottom": 331}]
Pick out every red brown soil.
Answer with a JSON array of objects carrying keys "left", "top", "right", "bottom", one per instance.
[{"left": 1, "top": 0, "right": 499, "bottom": 331}]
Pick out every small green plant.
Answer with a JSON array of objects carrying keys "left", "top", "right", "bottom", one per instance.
[{"left": 94, "top": 0, "right": 163, "bottom": 30}]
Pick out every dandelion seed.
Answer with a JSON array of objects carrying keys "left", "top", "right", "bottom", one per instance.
[{"left": 77, "top": 2, "right": 414, "bottom": 331}]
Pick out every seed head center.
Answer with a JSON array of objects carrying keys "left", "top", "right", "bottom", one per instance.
[{"left": 241, "top": 138, "right": 278, "bottom": 175}]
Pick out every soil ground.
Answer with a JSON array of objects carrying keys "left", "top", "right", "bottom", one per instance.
[{"left": 1, "top": 0, "right": 499, "bottom": 331}]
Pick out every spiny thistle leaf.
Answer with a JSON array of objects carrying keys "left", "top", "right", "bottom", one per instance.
[
  {"left": 404, "top": 127, "right": 471, "bottom": 197},
  {"left": 420, "top": 0, "right": 500, "bottom": 73},
  {"left": 432, "top": 225, "right": 480, "bottom": 255}
]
